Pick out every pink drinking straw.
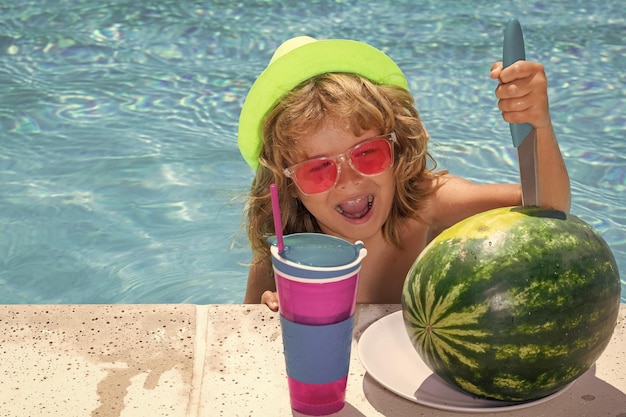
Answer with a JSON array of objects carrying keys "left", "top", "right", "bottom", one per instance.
[{"left": 269, "top": 183, "right": 285, "bottom": 253}]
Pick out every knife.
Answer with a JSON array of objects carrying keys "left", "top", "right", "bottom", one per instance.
[{"left": 503, "top": 18, "right": 540, "bottom": 207}]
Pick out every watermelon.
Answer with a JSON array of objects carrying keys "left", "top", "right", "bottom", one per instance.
[{"left": 401, "top": 206, "right": 621, "bottom": 402}]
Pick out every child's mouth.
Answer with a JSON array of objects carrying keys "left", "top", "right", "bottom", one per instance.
[{"left": 335, "top": 195, "right": 374, "bottom": 219}]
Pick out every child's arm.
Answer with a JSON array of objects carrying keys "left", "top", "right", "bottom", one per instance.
[
  {"left": 425, "top": 176, "right": 522, "bottom": 236},
  {"left": 243, "top": 257, "right": 279, "bottom": 311},
  {"left": 490, "top": 60, "right": 571, "bottom": 212}
]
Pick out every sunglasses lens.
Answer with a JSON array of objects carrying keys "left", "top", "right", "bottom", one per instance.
[
  {"left": 351, "top": 139, "right": 393, "bottom": 175},
  {"left": 289, "top": 137, "right": 394, "bottom": 194},
  {"left": 293, "top": 159, "right": 338, "bottom": 194}
]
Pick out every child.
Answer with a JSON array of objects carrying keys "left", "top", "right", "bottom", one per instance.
[{"left": 238, "top": 36, "right": 570, "bottom": 310}]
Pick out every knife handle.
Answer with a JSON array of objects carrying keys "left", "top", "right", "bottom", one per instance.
[{"left": 503, "top": 18, "right": 533, "bottom": 148}]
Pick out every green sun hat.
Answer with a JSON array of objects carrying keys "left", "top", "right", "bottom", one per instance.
[{"left": 237, "top": 36, "right": 409, "bottom": 170}]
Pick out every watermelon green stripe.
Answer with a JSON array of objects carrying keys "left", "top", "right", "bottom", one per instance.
[{"left": 402, "top": 206, "right": 621, "bottom": 402}]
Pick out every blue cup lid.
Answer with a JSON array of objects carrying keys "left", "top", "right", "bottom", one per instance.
[{"left": 268, "top": 233, "right": 365, "bottom": 268}]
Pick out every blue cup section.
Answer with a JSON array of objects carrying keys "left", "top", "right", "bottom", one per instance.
[{"left": 280, "top": 315, "right": 354, "bottom": 384}]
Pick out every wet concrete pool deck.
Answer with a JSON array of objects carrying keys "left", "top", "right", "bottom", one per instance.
[{"left": 0, "top": 304, "right": 624, "bottom": 416}]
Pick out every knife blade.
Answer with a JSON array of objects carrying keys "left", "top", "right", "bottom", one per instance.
[{"left": 503, "top": 18, "right": 540, "bottom": 207}]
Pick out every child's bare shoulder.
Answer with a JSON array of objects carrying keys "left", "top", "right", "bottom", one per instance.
[{"left": 419, "top": 173, "right": 521, "bottom": 232}]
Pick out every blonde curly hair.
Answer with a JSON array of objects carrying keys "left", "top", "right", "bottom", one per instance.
[{"left": 245, "top": 73, "right": 444, "bottom": 263}]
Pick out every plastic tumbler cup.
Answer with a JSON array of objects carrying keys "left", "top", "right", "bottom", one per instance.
[{"left": 269, "top": 233, "right": 367, "bottom": 416}]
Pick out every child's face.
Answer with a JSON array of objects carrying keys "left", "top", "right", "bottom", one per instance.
[{"left": 291, "top": 122, "right": 396, "bottom": 243}]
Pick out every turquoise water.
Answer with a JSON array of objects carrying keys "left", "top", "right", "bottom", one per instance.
[{"left": 0, "top": 0, "right": 624, "bottom": 303}]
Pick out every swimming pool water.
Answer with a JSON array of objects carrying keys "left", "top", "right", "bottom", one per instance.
[{"left": 1, "top": 0, "right": 624, "bottom": 304}]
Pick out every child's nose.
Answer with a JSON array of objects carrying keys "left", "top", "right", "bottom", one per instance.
[{"left": 335, "top": 160, "right": 362, "bottom": 190}]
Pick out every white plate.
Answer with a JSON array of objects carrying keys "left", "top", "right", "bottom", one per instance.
[{"left": 358, "top": 311, "right": 576, "bottom": 413}]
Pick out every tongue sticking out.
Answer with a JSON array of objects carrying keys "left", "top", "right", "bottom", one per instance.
[{"left": 336, "top": 195, "right": 373, "bottom": 219}]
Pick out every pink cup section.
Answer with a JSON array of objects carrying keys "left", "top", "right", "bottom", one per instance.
[
  {"left": 276, "top": 271, "right": 359, "bottom": 325},
  {"left": 288, "top": 376, "right": 348, "bottom": 416},
  {"left": 270, "top": 240, "right": 366, "bottom": 326}
]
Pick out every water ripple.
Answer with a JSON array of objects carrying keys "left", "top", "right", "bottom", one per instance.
[{"left": 0, "top": 0, "right": 624, "bottom": 303}]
